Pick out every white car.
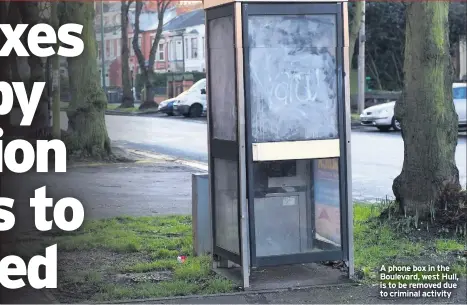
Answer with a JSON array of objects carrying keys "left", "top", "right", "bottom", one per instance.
[
  {"left": 360, "top": 100, "right": 400, "bottom": 131},
  {"left": 453, "top": 82, "right": 467, "bottom": 129},
  {"left": 360, "top": 82, "right": 467, "bottom": 131},
  {"left": 172, "top": 78, "right": 207, "bottom": 118}
]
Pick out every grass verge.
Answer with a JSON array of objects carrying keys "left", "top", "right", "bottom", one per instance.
[
  {"left": 60, "top": 101, "right": 69, "bottom": 111},
  {"left": 351, "top": 113, "right": 361, "bottom": 122},
  {"left": 106, "top": 104, "right": 121, "bottom": 110},
  {"left": 61, "top": 102, "right": 158, "bottom": 114},
  {"left": 15, "top": 215, "right": 236, "bottom": 303},
  {"left": 106, "top": 104, "right": 161, "bottom": 114},
  {"left": 9, "top": 203, "right": 465, "bottom": 302}
]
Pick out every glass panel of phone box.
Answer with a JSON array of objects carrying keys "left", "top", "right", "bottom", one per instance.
[{"left": 248, "top": 14, "right": 341, "bottom": 257}]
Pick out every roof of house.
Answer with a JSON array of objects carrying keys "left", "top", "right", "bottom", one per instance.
[
  {"left": 103, "top": 2, "right": 121, "bottom": 13},
  {"left": 163, "top": 9, "right": 204, "bottom": 32},
  {"left": 128, "top": 6, "right": 178, "bottom": 32}
]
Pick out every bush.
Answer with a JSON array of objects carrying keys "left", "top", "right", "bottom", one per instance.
[{"left": 135, "top": 72, "right": 207, "bottom": 94}]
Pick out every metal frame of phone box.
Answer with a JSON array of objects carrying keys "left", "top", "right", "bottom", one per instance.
[{"left": 204, "top": 0, "right": 353, "bottom": 288}]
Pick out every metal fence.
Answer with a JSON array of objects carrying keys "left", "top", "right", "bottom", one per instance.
[
  {"left": 150, "top": 86, "right": 167, "bottom": 96},
  {"left": 106, "top": 89, "right": 122, "bottom": 104}
]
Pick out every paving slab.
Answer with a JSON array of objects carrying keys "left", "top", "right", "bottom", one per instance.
[
  {"left": 130, "top": 279, "right": 467, "bottom": 304},
  {"left": 215, "top": 263, "right": 351, "bottom": 291},
  {"left": 0, "top": 287, "right": 58, "bottom": 304}
]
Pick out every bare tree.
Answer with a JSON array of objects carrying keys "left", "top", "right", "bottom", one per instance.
[
  {"left": 133, "top": 0, "right": 170, "bottom": 109},
  {"left": 50, "top": 0, "right": 60, "bottom": 138},
  {"left": 7, "top": 2, "right": 21, "bottom": 85},
  {"left": 349, "top": 2, "right": 364, "bottom": 65},
  {"left": 0, "top": 1, "right": 11, "bottom": 136},
  {"left": 120, "top": 0, "right": 135, "bottom": 108},
  {"left": 18, "top": 2, "right": 50, "bottom": 136}
]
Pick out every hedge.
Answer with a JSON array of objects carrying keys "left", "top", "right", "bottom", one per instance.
[{"left": 135, "top": 71, "right": 206, "bottom": 93}]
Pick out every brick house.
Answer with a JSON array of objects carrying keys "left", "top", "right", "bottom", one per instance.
[
  {"left": 95, "top": 2, "right": 205, "bottom": 88},
  {"left": 163, "top": 9, "right": 206, "bottom": 73}
]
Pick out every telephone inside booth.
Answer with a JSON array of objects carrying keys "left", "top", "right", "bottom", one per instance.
[{"left": 252, "top": 159, "right": 341, "bottom": 258}]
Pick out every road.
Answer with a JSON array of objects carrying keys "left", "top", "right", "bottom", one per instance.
[{"left": 60, "top": 112, "right": 467, "bottom": 202}]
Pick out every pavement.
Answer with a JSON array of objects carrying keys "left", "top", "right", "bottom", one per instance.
[
  {"left": 1, "top": 151, "right": 204, "bottom": 235},
  {"left": 0, "top": 287, "right": 58, "bottom": 304},
  {"left": 134, "top": 281, "right": 467, "bottom": 304},
  {"left": 59, "top": 111, "right": 467, "bottom": 203}
]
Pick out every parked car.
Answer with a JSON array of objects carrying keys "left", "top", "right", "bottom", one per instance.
[
  {"left": 157, "top": 100, "right": 175, "bottom": 116},
  {"left": 453, "top": 82, "right": 467, "bottom": 129},
  {"left": 360, "top": 82, "right": 467, "bottom": 131},
  {"left": 359, "top": 100, "right": 400, "bottom": 131},
  {"left": 172, "top": 79, "right": 206, "bottom": 118}
]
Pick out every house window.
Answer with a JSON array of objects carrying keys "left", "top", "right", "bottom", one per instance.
[
  {"left": 167, "top": 41, "right": 172, "bottom": 60},
  {"left": 106, "top": 40, "right": 110, "bottom": 57},
  {"left": 185, "top": 38, "right": 189, "bottom": 59},
  {"left": 170, "top": 40, "right": 176, "bottom": 61},
  {"left": 158, "top": 43, "right": 164, "bottom": 61},
  {"left": 202, "top": 37, "right": 205, "bottom": 58},
  {"left": 111, "top": 40, "right": 116, "bottom": 58},
  {"left": 191, "top": 37, "right": 198, "bottom": 59},
  {"left": 170, "top": 40, "right": 174, "bottom": 60},
  {"left": 129, "top": 38, "right": 134, "bottom": 56},
  {"left": 176, "top": 40, "right": 182, "bottom": 60}
]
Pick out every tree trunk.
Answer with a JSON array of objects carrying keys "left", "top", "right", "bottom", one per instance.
[
  {"left": 51, "top": 1, "right": 60, "bottom": 139},
  {"left": 368, "top": 53, "right": 383, "bottom": 90},
  {"left": 61, "top": 2, "right": 112, "bottom": 159},
  {"left": 0, "top": 2, "right": 11, "bottom": 137},
  {"left": 349, "top": 2, "right": 364, "bottom": 66},
  {"left": 18, "top": 2, "right": 50, "bottom": 137},
  {"left": 133, "top": 1, "right": 152, "bottom": 109},
  {"left": 139, "top": 70, "right": 157, "bottom": 109},
  {"left": 391, "top": 51, "right": 403, "bottom": 89},
  {"left": 119, "top": 1, "right": 134, "bottom": 108},
  {"left": 392, "top": 2, "right": 460, "bottom": 220},
  {"left": 7, "top": 2, "right": 21, "bottom": 85},
  {"left": 134, "top": 0, "right": 170, "bottom": 110}
]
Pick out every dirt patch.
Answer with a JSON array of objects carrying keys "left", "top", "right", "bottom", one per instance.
[
  {"left": 53, "top": 249, "right": 153, "bottom": 303},
  {"left": 113, "top": 271, "right": 173, "bottom": 284},
  {"left": 57, "top": 249, "right": 151, "bottom": 277},
  {"left": 379, "top": 188, "right": 466, "bottom": 237},
  {"left": 31, "top": 215, "right": 236, "bottom": 302}
]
